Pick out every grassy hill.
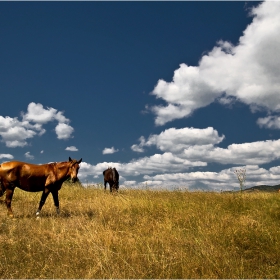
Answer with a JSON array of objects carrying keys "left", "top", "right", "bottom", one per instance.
[
  {"left": 1, "top": 184, "right": 280, "bottom": 278},
  {"left": 244, "top": 184, "right": 280, "bottom": 192}
]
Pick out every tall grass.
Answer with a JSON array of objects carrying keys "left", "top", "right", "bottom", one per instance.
[{"left": 1, "top": 184, "right": 280, "bottom": 278}]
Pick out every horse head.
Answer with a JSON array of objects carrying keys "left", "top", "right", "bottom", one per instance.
[{"left": 68, "top": 157, "right": 82, "bottom": 182}]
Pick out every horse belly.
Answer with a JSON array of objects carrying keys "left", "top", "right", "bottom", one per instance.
[{"left": 18, "top": 177, "right": 46, "bottom": 192}]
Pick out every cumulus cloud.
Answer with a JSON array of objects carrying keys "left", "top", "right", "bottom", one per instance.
[
  {"left": 79, "top": 152, "right": 206, "bottom": 180},
  {"left": 79, "top": 124, "right": 280, "bottom": 190},
  {"left": 142, "top": 165, "right": 280, "bottom": 191},
  {"left": 65, "top": 146, "right": 78, "bottom": 152},
  {"left": 131, "top": 136, "right": 146, "bottom": 152},
  {"left": 102, "top": 147, "right": 119, "bottom": 155},
  {"left": 0, "top": 116, "right": 38, "bottom": 147},
  {"left": 0, "top": 154, "right": 14, "bottom": 160},
  {"left": 131, "top": 127, "right": 224, "bottom": 154},
  {"left": 130, "top": 128, "right": 280, "bottom": 173},
  {"left": 257, "top": 115, "right": 280, "bottom": 129},
  {"left": 78, "top": 152, "right": 206, "bottom": 183},
  {"left": 182, "top": 139, "right": 280, "bottom": 166},
  {"left": 79, "top": 159, "right": 280, "bottom": 191},
  {"left": 150, "top": 1, "right": 280, "bottom": 126},
  {"left": 55, "top": 123, "right": 74, "bottom": 140},
  {"left": 24, "top": 151, "right": 34, "bottom": 160},
  {"left": 0, "top": 102, "right": 74, "bottom": 147},
  {"left": 123, "top": 181, "right": 137, "bottom": 186},
  {"left": 24, "top": 102, "right": 74, "bottom": 140},
  {"left": 23, "top": 102, "right": 57, "bottom": 124},
  {"left": 132, "top": 127, "right": 280, "bottom": 166}
]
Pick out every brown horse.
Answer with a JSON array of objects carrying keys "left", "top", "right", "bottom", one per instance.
[
  {"left": 103, "top": 167, "right": 119, "bottom": 192},
  {"left": 0, "top": 157, "right": 82, "bottom": 217}
]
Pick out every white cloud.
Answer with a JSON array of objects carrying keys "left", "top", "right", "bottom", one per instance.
[
  {"left": 24, "top": 102, "right": 74, "bottom": 140},
  {"left": 24, "top": 151, "right": 34, "bottom": 160},
  {"left": 79, "top": 159, "right": 280, "bottom": 191},
  {"left": 54, "top": 111, "right": 70, "bottom": 123},
  {"left": 126, "top": 153, "right": 206, "bottom": 175},
  {"left": 0, "top": 116, "right": 37, "bottom": 147},
  {"left": 0, "top": 103, "right": 75, "bottom": 147},
  {"left": 131, "top": 136, "right": 146, "bottom": 152},
  {"left": 123, "top": 181, "right": 137, "bottom": 186},
  {"left": 217, "top": 95, "right": 236, "bottom": 108},
  {"left": 130, "top": 126, "right": 280, "bottom": 166},
  {"left": 65, "top": 146, "right": 78, "bottom": 152},
  {"left": 79, "top": 125, "right": 280, "bottom": 189},
  {"left": 102, "top": 147, "right": 119, "bottom": 154},
  {"left": 23, "top": 102, "right": 57, "bottom": 124},
  {"left": 182, "top": 139, "right": 280, "bottom": 166},
  {"left": 142, "top": 165, "right": 280, "bottom": 191},
  {"left": 257, "top": 115, "right": 280, "bottom": 129},
  {"left": 23, "top": 102, "right": 71, "bottom": 125},
  {"left": 0, "top": 154, "right": 14, "bottom": 160},
  {"left": 55, "top": 123, "right": 74, "bottom": 140},
  {"left": 79, "top": 151, "right": 206, "bottom": 181},
  {"left": 5, "top": 140, "right": 28, "bottom": 148},
  {"left": 150, "top": 1, "right": 280, "bottom": 126},
  {"left": 132, "top": 127, "right": 224, "bottom": 154}
]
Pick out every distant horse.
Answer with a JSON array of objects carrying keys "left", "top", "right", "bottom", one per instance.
[
  {"left": 103, "top": 168, "right": 119, "bottom": 192},
  {"left": 0, "top": 157, "right": 82, "bottom": 217}
]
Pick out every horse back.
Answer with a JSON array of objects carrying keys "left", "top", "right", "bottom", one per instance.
[
  {"left": 0, "top": 161, "right": 55, "bottom": 192},
  {"left": 103, "top": 168, "right": 119, "bottom": 182}
]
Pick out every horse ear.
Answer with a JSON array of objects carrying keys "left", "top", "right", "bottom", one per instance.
[
  {"left": 78, "top": 158, "right": 82, "bottom": 164},
  {"left": 69, "top": 157, "right": 72, "bottom": 162}
]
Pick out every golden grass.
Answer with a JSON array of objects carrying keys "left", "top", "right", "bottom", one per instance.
[{"left": 1, "top": 184, "right": 280, "bottom": 278}]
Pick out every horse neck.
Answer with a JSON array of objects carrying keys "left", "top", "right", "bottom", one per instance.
[{"left": 55, "top": 162, "right": 71, "bottom": 180}]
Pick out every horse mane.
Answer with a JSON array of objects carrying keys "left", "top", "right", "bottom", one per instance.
[
  {"left": 55, "top": 159, "right": 81, "bottom": 171},
  {"left": 52, "top": 161, "right": 70, "bottom": 170}
]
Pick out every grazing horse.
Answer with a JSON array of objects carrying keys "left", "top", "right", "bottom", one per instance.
[
  {"left": 0, "top": 157, "right": 82, "bottom": 217},
  {"left": 103, "top": 167, "right": 119, "bottom": 192}
]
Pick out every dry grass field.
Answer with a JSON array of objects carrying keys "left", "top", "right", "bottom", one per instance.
[{"left": 0, "top": 183, "right": 280, "bottom": 278}]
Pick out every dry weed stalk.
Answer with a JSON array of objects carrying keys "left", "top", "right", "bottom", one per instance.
[{"left": 234, "top": 167, "right": 246, "bottom": 192}]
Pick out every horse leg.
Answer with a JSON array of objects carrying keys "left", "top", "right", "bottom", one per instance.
[
  {"left": 5, "top": 188, "right": 15, "bottom": 218},
  {"left": 36, "top": 189, "right": 50, "bottom": 216},
  {"left": 51, "top": 189, "right": 60, "bottom": 214},
  {"left": 104, "top": 180, "right": 107, "bottom": 191},
  {"left": 0, "top": 182, "right": 6, "bottom": 197},
  {"left": 109, "top": 182, "right": 113, "bottom": 192}
]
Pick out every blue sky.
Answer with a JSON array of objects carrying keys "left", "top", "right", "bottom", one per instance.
[{"left": 1, "top": 1, "right": 280, "bottom": 191}]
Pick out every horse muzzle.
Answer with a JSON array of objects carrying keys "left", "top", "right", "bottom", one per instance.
[{"left": 71, "top": 177, "right": 78, "bottom": 183}]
